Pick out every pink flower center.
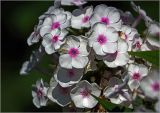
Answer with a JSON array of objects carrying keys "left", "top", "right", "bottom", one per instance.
[
  {"left": 36, "top": 89, "right": 43, "bottom": 97},
  {"left": 80, "top": 88, "right": 91, "bottom": 98},
  {"left": 51, "top": 22, "right": 60, "bottom": 30},
  {"left": 101, "top": 17, "right": 109, "bottom": 25},
  {"left": 97, "top": 34, "right": 107, "bottom": 45},
  {"left": 68, "top": 48, "right": 79, "bottom": 58},
  {"left": 67, "top": 69, "right": 75, "bottom": 77},
  {"left": 82, "top": 16, "right": 90, "bottom": 23},
  {"left": 58, "top": 86, "right": 69, "bottom": 95},
  {"left": 52, "top": 35, "right": 59, "bottom": 43},
  {"left": 151, "top": 82, "right": 160, "bottom": 92},
  {"left": 135, "top": 41, "right": 141, "bottom": 49},
  {"left": 132, "top": 73, "right": 141, "bottom": 80}
]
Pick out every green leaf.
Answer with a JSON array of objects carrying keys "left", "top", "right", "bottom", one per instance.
[
  {"left": 129, "top": 50, "right": 159, "bottom": 67},
  {"left": 91, "top": 95, "right": 116, "bottom": 110},
  {"left": 92, "top": 95, "right": 133, "bottom": 112}
]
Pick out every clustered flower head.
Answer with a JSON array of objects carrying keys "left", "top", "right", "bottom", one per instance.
[{"left": 20, "top": 0, "right": 160, "bottom": 112}]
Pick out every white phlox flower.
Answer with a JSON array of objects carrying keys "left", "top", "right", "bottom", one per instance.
[
  {"left": 47, "top": 79, "right": 72, "bottom": 107},
  {"left": 32, "top": 79, "right": 48, "bottom": 108},
  {"left": 140, "top": 68, "right": 160, "bottom": 99},
  {"left": 61, "top": 0, "right": 87, "bottom": 6},
  {"left": 88, "top": 23, "right": 118, "bottom": 56},
  {"left": 71, "top": 6, "right": 93, "bottom": 29},
  {"left": 90, "top": 4, "right": 122, "bottom": 30},
  {"left": 103, "top": 77, "right": 132, "bottom": 105},
  {"left": 40, "top": 8, "right": 71, "bottom": 37},
  {"left": 70, "top": 80, "right": 101, "bottom": 108},
  {"left": 59, "top": 36, "right": 89, "bottom": 69},
  {"left": 127, "top": 64, "right": 148, "bottom": 91},
  {"left": 103, "top": 39, "right": 129, "bottom": 68},
  {"left": 42, "top": 29, "right": 68, "bottom": 54},
  {"left": 54, "top": 66, "right": 84, "bottom": 87}
]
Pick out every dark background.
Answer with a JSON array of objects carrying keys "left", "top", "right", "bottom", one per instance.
[{"left": 1, "top": 1, "right": 159, "bottom": 112}]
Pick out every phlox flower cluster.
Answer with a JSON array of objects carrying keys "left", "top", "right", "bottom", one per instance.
[{"left": 20, "top": 0, "right": 160, "bottom": 112}]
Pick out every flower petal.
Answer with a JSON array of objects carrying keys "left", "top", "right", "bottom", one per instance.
[
  {"left": 40, "top": 26, "right": 51, "bottom": 37},
  {"left": 93, "top": 23, "right": 107, "bottom": 35},
  {"left": 128, "top": 79, "right": 140, "bottom": 91},
  {"left": 117, "top": 39, "right": 128, "bottom": 53},
  {"left": 128, "top": 64, "right": 139, "bottom": 74},
  {"left": 138, "top": 64, "right": 148, "bottom": 77},
  {"left": 45, "top": 44, "right": 56, "bottom": 54},
  {"left": 59, "top": 54, "right": 72, "bottom": 69},
  {"left": 52, "top": 84, "right": 72, "bottom": 106},
  {"left": 33, "top": 97, "right": 40, "bottom": 108},
  {"left": 43, "top": 17, "right": 53, "bottom": 26},
  {"left": 102, "top": 42, "right": 117, "bottom": 53},
  {"left": 103, "top": 60, "right": 117, "bottom": 68},
  {"left": 115, "top": 53, "right": 129, "bottom": 66},
  {"left": 71, "top": 15, "right": 83, "bottom": 29},
  {"left": 72, "top": 55, "right": 88, "bottom": 68},
  {"left": 93, "top": 42, "right": 106, "bottom": 55},
  {"left": 108, "top": 10, "right": 120, "bottom": 23},
  {"left": 67, "top": 36, "right": 80, "bottom": 48},
  {"left": 105, "top": 27, "right": 118, "bottom": 42},
  {"left": 55, "top": 67, "right": 84, "bottom": 87},
  {"left": 42, "top": 34, "right": 52, "bottom": 47},
  {"left": 94, "top": 4, "right": 108, "bottom": 17},
  {"left": 56, "top": 13, "right": 67, "bottom": 24}
]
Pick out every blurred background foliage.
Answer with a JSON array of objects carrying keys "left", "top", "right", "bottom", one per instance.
[{"left": 1, "top": 1, "right": 159, "bottom": 112}]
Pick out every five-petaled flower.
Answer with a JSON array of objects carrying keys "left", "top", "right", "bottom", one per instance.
[
  {"left": 42, "top": 29, "right": 68, "bottom": 54},
  {"left": 70, "top": 80, "right": 101, "bottom": 108},
  {"left": 32, "top": 79, "right": 48, "bottom": 108},
  {"left": 88, "top": 23, "right": 118, "bottom": 56},
  {"left": 127, "top": 64, "right": 148, "bottom": 91},
  {"left": 59, "top": 36, "right": 89, "bottom": 69},
  {"left": 90, "top": 4, "right": 122, "bottom": 30},
  {"left": 103, "top": 77, "right": 132, "bottom": 105},
  {"left": 40, "top": 8, "right": 71, "bottom": 37},
  {"left": 71, "top": 6, "right": 93, "bottom": 29}
]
